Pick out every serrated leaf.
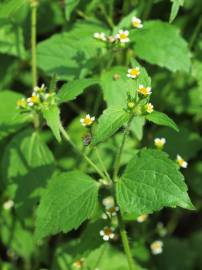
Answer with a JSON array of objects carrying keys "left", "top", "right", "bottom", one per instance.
[
  {"left": 65, "top": 0, "right": 80, "bottom": 20},
  {"left": 58, "top": 78, "right": 99, "bottom": 102},
  {"left": 169, "top": 0, "right": 184, "bottom": 23},
  {"left": 43, "top": 106, "right": 62, "bottom": 142},
  {"left": 130, "top": 20, "right": 190, "bottom": 72},
  {"left": 92, "top": 106, "right": 130, "bottom": 145},
  {"left": 35, "top": 171, "right": 99, "bottom": 240},
  {"left": 116, "top": 149, "right": 194, "bottom": 216},
  {"left": 2, "top": 129, "right": 55, "bottom": 217},
  {"left": 101, "top": 62, "right": 151, "bottom": 107},
  {"left": 37, "top": 21, "right": 108, "bottom": 80},
  {"left": 146, "top": 111, "right": 179, "bottom": 132}
]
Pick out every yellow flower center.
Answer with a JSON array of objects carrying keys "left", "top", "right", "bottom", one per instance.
[
  {"left": 83, "top": 118, "right": 93, "bottom": 126},
  {"left": 130, "top": 69, "right": 139, "bottom": 76},
  {"left": 120, "top": 33, "right": 127, "bottom": 39},
  {"left": 31, "top": 95, "right": 39, "bottom": 103},
  {"left": 178, "top": 159, "right": 185, "bottom": 166},
  {"left": 139, "top": 87, "right": 149, "bottom": 96},
  {"left": 17, "top": 99, "right": 26, "bottom": 108},
  {"left": 104, "top": 227, "right": 112, "bottom": 236},
  {"left": 133, "top": 21, "right": 140, "bottom": 28},
  {"left": 152, "top": 242, "right": 162, "bottom": 250}
]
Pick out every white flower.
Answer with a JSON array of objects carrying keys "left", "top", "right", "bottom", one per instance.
[
  {"left": 94, "top": 32, "right": 107, "bottom": 41},
  {"left": 102, "top": 196, "right": 114, "bottom": 208},
  {"left": 145, "top": 103, "right": 154, "bottom": 113},
  {"left": 33, "top": 83, "right": 46, "bottom": 93},
  {"left": 154, "top": 138, "right": 166, "bottom": 149},
  {"left": 150, "top": 240, "right": 163, "bottom": 255},
  {"left": 3, "top": 200, "right": 14, "bottom": 210},
  {"left": 80, "top": 114, "right": 95, "bottom": 127},
  {"left": 137, "top": 214, "right": 148, "bottom": 223},
  {"left": 176, "top": 154, "right": 188, "bottom": 168},
  {"left": 100, "top": 226, "right": 115, "bottom": 241},
  {"left": 138, "top": 85, "right": 152, "bottom": 96},
  {"left": 127, "top": 67, "right": 140, "bottom": 79},
  {"left": 27, "top": 93, "right": 39, "bottom": 106},
  {"left": 115, "top": 30, "right": 130, "bottom": 43},
  {"left": 132, "top": 17, "right": 143, "bottom": 28}
]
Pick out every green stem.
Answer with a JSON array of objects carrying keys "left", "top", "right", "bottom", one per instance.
[
  {"left": 189, "top": 16, "right": 202, "bottom": 49},
  {"left": 31, "top": 0, "right": 38, "bottom": 89},
  {"left": 112, "top": 115, "right": 138, "bottom": 270},
  {"left": 118, "top": 214, "right": 139, "bottom": 270},
  {"left": 95, "top": 146, "right": 112, "bottom": 182},
  {"left": 59, "top": 125, "right": 106, "bottom": 180},
  {"left": 113, "top": 116, "right": 133, "bottom": 180},
  {"left": 99, "top": 4, "right": 114, "bottom": 29}
]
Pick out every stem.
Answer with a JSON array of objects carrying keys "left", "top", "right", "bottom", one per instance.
[
  {"left": 59, "top": 125, "right": 106, "bottom": 180},
  {"left": 189, "top": 17, "right": 202, "bottom": 49},
  {"left": 112, "top": 115, "right": 138, "bottom": 270},
  {"left": 113, "top": 116, "right": 133, "bottom": 180},
  {"left": 118, "top": 214, "right": 139, "bottom": 270},
  {"left": 31, "top": 0, "right": 38, "bottom": 89},
  {"left": 95, "top": 146, "right": 112, "bottom": 182}
]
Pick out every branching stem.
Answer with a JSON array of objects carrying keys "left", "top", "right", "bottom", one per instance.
[{"left": 59, "top": 125, "right": 106, "bottom": 180}]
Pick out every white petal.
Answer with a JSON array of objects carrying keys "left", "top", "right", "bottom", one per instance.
[{"left": 103, "top": 235, "right": 109, "bottom": 241}]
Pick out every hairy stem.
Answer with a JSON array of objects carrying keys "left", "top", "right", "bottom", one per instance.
[
  {"left": 112, "top": 115, "right": 139, "bottom": 270},
  {"left": 118, "top": 214, "right": 139, "bottom": 270},
  {"left": 95, "top": 146, "right": 112, "bottom": 182},
  {"left": 113, "top": 116, "right": 133, "bottom": 180},
  {"left": 31, "top": 0, "right": 38, "bottom": 88},
  {"left": 59, "top": 125, "right": 106, "bottom": 180}
]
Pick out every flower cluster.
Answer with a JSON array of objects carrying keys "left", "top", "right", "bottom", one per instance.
[
  {"left": 93, "top": 17, "right": 143, "bottom": 45},
  {"left": 17, "top": 84, "right": 57, "bottom": 112},
  {"left": 102, "top": 196, "right": 119, "bottom": 219},
  {"left": 126, "top": 66, "right": 154, "bottom": 115}
]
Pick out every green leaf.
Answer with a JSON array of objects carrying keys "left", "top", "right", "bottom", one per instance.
[
  {"left": 2, "top": 129, "right": 55, "bottom": 217},
  {"left": 92, "top": 106, "right": 130, "bottom": 145},
  {"left": 58, "top": 78, "right": 99, "bottom": 102},
  {"left": 169, "top": 0, "right": 184, "bottom": 23},
  {"left": 0, "top": 0, "right": 27, "bottom": 19},
  {"left": 0, "top": 90, "right": 28, "bottom": 140},
  {"left": 130, "top": 20, "right": 191, "bottom": 72},
  {"left": 116, "top": 149, "right": 194, "bottom": 216},
  {"left": 35, "top": 171, "right": 99, "bottom": 240},
  {"left": 43, "top": 106, "right": 62, "bottom": 142},
  {"left": 0, "top": 21, "right": 25, "bottom": 58},
  {"left": 101, "top": 63, "right": 151, "bottom": 107},
  {"left": 65, "top": 0, "right": 80, "bottom": 20},
  {"left": 146, "top": 111, "right": 179, "bottom": 132},
  {"left": 37, "top": 21, "right": 108, "bottom": 80}
]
